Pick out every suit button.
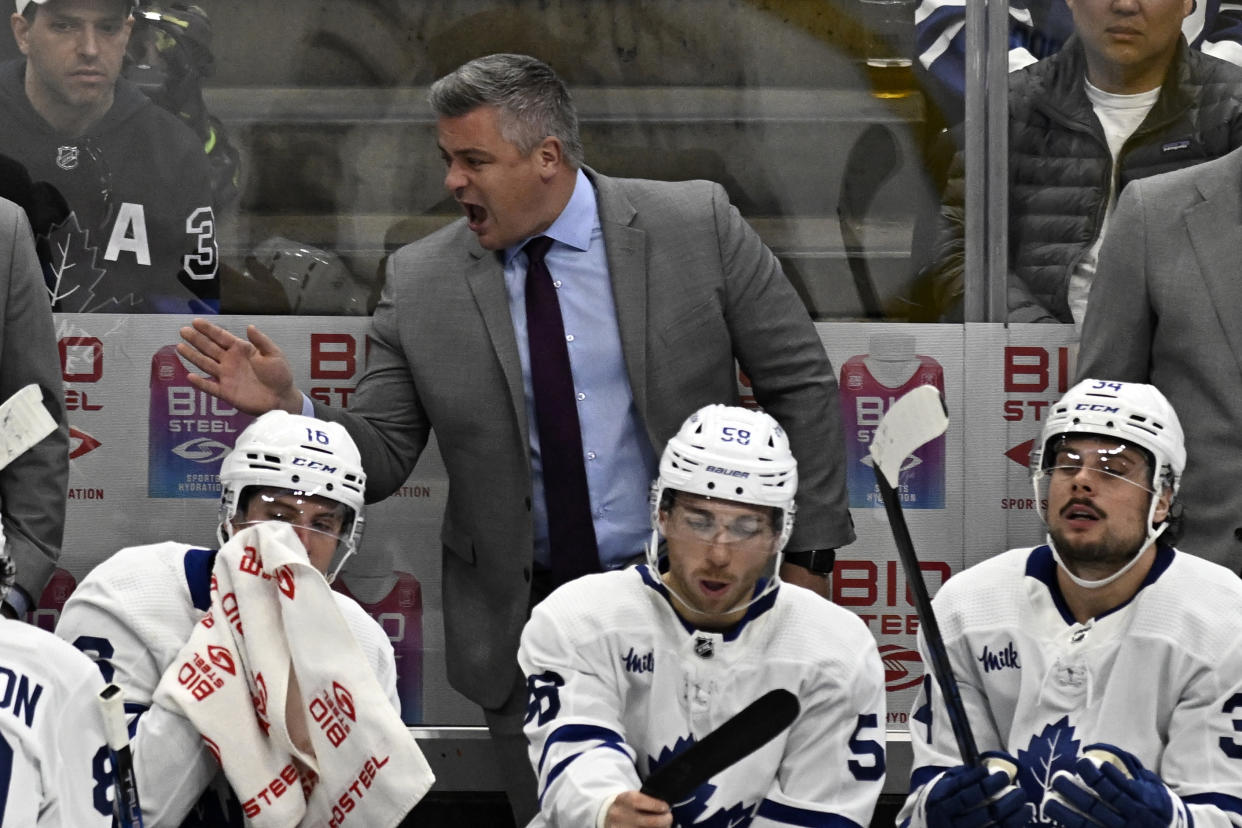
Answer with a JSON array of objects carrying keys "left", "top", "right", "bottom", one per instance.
[{"left": 522, "top": 567, "right": 531, "bottom": 582}]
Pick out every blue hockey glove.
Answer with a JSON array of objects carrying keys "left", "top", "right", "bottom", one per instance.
[
  {"left": 1043, "top": 743, "right": 1189, "bottom": 828},
  {"left": 920, "top": 753, "right": 1034, "bottom": 828}
]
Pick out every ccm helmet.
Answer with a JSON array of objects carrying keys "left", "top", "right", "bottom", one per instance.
[
  {"left": 218, "top": 411, "right": 367, "bottom": 577},
  {"left": 1032, "top": 379, "right": 1185, "bottom": 575},
  {"left": 651, "top": 404, "right": 798, "bottom": 550}
]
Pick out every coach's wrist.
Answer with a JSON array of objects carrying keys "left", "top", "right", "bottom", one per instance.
[
  {"left": 783, "top": 548, "right": 835, "bottom": 575},
  {"left": 1, "top": 584, "right": 31, "bottom": 619}
]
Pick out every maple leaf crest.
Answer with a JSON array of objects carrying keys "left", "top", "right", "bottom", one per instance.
[
  {"left": 42, "top": 211, "right": 142, "bottom": 312},
  {"left": 1015, "top": 715, "right": 1082, "bottom": 824},
  {"left": 647, "top": 736, "right": 759, "bottom": 826}
]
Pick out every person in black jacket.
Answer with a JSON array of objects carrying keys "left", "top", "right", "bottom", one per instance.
[
  {"left": 4, "top": 0, "right": 219, "bottom": 312},
  {"left": 910, "top": 0, "right": 1242, "bottom": 324}
]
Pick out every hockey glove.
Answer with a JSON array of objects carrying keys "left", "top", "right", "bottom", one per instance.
[
  {"left": 920, "top": 753, "right": 1034, "bottom": 828},
  {"left": 1044, "top": 743, "right": 1189, "bottom": 828}
]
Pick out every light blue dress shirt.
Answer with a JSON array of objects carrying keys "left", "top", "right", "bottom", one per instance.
[
  {"left": 503, "top": 169, "right": 657, "bottom": 570},
  {"left": 302, "top": 169, "right": 656, "bottom": 570}
]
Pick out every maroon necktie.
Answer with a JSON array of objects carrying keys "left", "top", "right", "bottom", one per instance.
[{"left": 523, "top": 236, "right": 600, "bottom": 585}]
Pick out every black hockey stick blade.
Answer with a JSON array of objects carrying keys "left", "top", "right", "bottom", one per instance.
[
  {"left": 838, "top": 123, "right": 901, "bottom": 319},
  {"left": 640, "top": 688, "right": 800, "bottom": 804},
  {"left": 868, "top": 385, "right": 981, "bottom": 767}
]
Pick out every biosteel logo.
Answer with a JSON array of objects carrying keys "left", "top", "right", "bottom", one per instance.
[{"left": 879, "top": 643, "right": 924, "bottom": 692}]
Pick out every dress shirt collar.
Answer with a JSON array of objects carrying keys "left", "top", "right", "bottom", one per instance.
[{"left": 503, "top": 168, "right": 596, "bottom": 265}]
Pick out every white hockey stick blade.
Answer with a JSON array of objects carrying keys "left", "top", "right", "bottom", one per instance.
[
  {"left": 0, "top": 384, "right": 56, "bottom": 473},
  {"left": 868, "top": 384, "right": 948, "bottom": 488}
]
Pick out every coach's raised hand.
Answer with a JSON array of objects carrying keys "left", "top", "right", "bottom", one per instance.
[{"left": 177, "top": 319, "right": 303, "bottom": 415}]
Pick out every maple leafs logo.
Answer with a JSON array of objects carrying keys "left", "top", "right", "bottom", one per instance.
[
  {"left": 647, "top": 736, "right": 758, "bottom": 826},
  {"left": 42, "top": 211, "right": 142, "bottom": 312},
  {"left": 1015, "top": 715, "right": 1081, "bottom": 824}
]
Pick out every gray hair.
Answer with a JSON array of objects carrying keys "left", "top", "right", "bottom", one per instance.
[{"left": 428, "top": 53, "right": 584, "bottom": 169}]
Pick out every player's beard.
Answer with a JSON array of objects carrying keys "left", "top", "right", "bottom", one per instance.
[{"left": 1048, "top": 502, "right": 1147, "bottom": 579}]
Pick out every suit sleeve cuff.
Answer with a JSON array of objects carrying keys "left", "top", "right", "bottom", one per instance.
[{"left": 783, "top": 548, "right": 836, "bottom": 574}]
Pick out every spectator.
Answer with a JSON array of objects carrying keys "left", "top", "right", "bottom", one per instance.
[
  {"left": 911, "top": 0, "right": 1242, "bottom": 323},
  {"left": 175, "top": 52, "right": 855, "bottom": 824},
  {"left": 915, "top": 0, "right": 1242, "bottom": 125},
  {"left": 124, "top": 1, "right": 240, "bottom": 213},
  {"left": 3, "top": 0, "right": 219, "bottom": 312}
]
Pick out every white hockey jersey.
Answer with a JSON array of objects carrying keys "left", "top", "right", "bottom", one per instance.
[
  {"left": 900, "top": 544, "right": 1242, "bottom": 828},
  {"left": 518, "top": 565, "right": 887, "bottom": 827},
  {"left": 54, "top": 541, "right": 399, "bottom": 828},
  {"left": 0, "top": 617, "right": 111, "bottom": 827}
]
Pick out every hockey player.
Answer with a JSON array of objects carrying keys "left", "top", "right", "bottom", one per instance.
[
  {"left": 0, "top": 541, "right": 113, "bottom": 826},
  {"left": 899, "top": 379, "right": 1242, "bottom": 827},
  {"left": 4, "top": 0, "right": 219, "bottom": 312},
  {"left": 55, "top": 411, "right": 401, "bottom": 827},
  {"left": 519, "top": 404, "right": 886, "bottom": 828}
]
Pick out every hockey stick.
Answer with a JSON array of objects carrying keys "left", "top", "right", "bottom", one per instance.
[
  {"left": 640, "top": 688, "right": 800, "bottom": 804},
  {"left": 868, "top": 384, "right": 980, "bottom": 767},
  {"left": 838, "top": 123, "right": 900, "bottom": 319},
  {"left": 0, "top": 384, "right": 56, "bottom": 473},
  {"left": 98, "top": 683, "right": 145, "bottom": 828}
]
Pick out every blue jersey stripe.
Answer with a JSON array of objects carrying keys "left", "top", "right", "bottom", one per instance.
[
  {"left": 754, "top": 798, "right": 862, "bottom": 827},
  {"left": 537, "top": 722, "right": 625, "bottom": 775}
]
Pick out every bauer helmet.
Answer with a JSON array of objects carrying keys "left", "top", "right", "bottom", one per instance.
[
  {"left": 646, "top": 404, "right": 798, "bottom": 617},
  {"left": 1031, "top": 379, "right": 1185, "bottom": 575},
  {"left": 651, "top": 404, "right": 798, "bottom": 547},
  {"left": 218, "top": 411, "right": 367, "bottom": 579}
]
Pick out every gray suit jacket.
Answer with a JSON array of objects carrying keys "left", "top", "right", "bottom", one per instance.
[
  {"left": 0, "top": 197, "right": 68, "bottom": 604},
  {"left": 315, "top": 169, "right": 853, "bottom": 707},
  {"left": 1079, "top": 145, "right": 1242, "bottom": 573}
]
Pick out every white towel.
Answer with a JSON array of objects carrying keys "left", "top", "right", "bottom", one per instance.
[{"left": 155, "top": 522, "right": 434, "bottom": 827}]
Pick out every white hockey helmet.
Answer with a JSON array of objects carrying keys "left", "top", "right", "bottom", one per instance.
[
  {"left": 1032, "top": 379, "right": 1184, "bottom": 499},
  {"left": 651, "top": 404, "right": 798, "bottom": 550},
  {"left": 1031, "top": 379, "right": 1185, "bottom": 576},
  {"left": 218, "top": 411, "right": 367, "bottom": 578}
]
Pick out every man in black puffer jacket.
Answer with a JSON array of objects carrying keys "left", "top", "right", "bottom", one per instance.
[{"left": 913, "top": 0, "right": 1242, "bottom": 324}]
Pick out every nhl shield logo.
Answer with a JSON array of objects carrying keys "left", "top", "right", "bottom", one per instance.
[
  {"left": 56, "top": 145, "right": 80, "bottom": 170},
  {"left": 694, "top": 636, "right": 714, "bottom": 658}
]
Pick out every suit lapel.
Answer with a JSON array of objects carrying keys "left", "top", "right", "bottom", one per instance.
[
  {"left": 591, "top": 170, "right": 650, "bottom": 424},
  {"left": 462, "top": 239, "right": 531, "bottom": 450},
  {"left": 1184, "top": 155, "right": 1242, "bottom": 372}
]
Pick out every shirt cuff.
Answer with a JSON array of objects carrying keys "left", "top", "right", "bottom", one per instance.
[{"left": 3, "top": 584, "right": 32, "bottom": 618}]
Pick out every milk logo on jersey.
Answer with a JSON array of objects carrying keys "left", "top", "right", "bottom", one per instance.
[
  {"left": 977, "top": 641, "right": 1021, "bottom": 673},
  {"left": 56, "top": 145, "right": 80, "bottom": 170},
  {"left": 648, "top": 736, "right": 756, "bottom": 826},
  {"left": 621, "top": 647, "right": 655, "bottom": 674}
]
